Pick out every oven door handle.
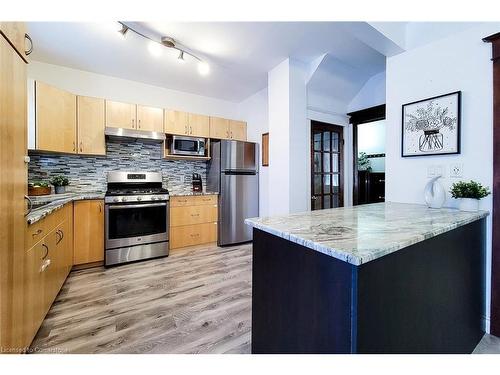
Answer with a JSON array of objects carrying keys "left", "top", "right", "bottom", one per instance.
[{"left": 107, "top": 203, "right": 168, "bottom": 209}]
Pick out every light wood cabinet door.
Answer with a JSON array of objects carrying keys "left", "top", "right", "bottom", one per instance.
[
  {"left": 170, "top": 195, "right": 217, "bottom": 207},
  {"left": 209, "top": 117, "right": 230, "bottom": 139},
  {"left": 42, "top": 230, "right": 58, "bottom": 313},
  {"left": 165, "top": 110, "right": 189, "bottom": 135},
  {"left": 0, "top": 22, "right": 27, "bottom": 61},
  {"left": 0, "top": 35, "right": 28, "bottom": 351},
  {"left": 36, "top": 81, "right": 77, "bottom": 153},
  {"left": 170, "top": 222, "right": 217, "bottom": 249},
  {"left": 105, "top": 100, "right": 136, "bottom": 129},
  {"left": 24, "top": 242, "right": 46, "bottom": 345},
  {"left": 229, "top": 120, "right": 247, "bottom": 141},
  {"left": 73, "top": 200, "right": 104, "bottom": 265},
  {"left": 170, "top": 205, "right": 218, "bottom": 227},
  {"left": 77, "top": 96, "right": 106, "bottom": 155},
  {"left": 188, "top": 113, "right": 210, "bottom": 137},
  {"left": 137, "top": 105, "right": 163, "bottom": 132}
]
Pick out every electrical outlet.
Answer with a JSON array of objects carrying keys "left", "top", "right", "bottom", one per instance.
[{"left": 450, "top": 163, "right": 463, "bottom": 178}]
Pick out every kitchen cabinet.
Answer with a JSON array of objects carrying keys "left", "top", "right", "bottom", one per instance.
[
  {"left": 77, "top": 96, "right": 106, "bottom": 155},
  {"left": 169, "top": 195, "right": 218, "bottom": 250},
  {"left": 73, "top": 200, "right": 104, "bottom": 265},
  {"left": 165, "top": 110, "right": 209, "bottom": 138},
  {"left": 0, "top": 29, "right": 28, "bottom": 352},
  {"left": 209, "top": 117, "right": 230, "bottom": 139},
  {"left": 229, "top": 120, "right": 247, "bottom": 141},
  {"left": 209, "top": 117, "right": 247, "bottom": 141},
  {"left": 23, "top": 203, "right": 73, "bottom": 347},
  {"left": 105, "top": 100, "right": 137, "bottom": 129},
  {"left": 137, "top": 105, "right": 163, "bottom": 132},
  {"left": 0, "top": 22, "right": 28, "bottom": 62},
  {"left": 36, "top": 81, "right": 77, "bottom": 153}
]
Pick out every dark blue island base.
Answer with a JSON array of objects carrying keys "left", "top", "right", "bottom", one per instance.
[{"left": 251, "top": 219, "right": 486, "bottom": 354}]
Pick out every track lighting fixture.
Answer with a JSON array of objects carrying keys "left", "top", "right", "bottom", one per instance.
[{"left": 116, "top": 22, "right": 209, "bottom": 75}]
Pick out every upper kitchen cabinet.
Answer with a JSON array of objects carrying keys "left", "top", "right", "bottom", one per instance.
[
  {"left": 188, "top": 113, "right": 210, "bottom": 138},
  {"left": 209, "top": 117, "right": 247, "bottom": 141},
  {"left": 0, "top": 22, "right": 30, "bottom": 62},
  {"left": 36, "top": 81, "right": 77, "bottom": 153},
  {"left": 229, "top": 120, "right": 247, "bottom": 141},
  {"left": 165, "top": 110, "right": 209, "bottom": 138},
  {"left": 77, "top": 96, "right": 106, "bottom": 155},
  {"left": 105, "top": 100, "right": 137, "bottom": 130},
  {"left": 209, "top": 117, "right": 230, "bottom": 139},
  {"left": 137, "top": 105, "right": 163, "bottom": 132}
]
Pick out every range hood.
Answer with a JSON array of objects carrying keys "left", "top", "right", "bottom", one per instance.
[{"left": 104, "top": 127, "right": 166, "bottom": 143}]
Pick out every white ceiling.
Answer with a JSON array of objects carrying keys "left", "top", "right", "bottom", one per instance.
[{"left": 27, "top": 22, "right": 388, "bottom": 102}]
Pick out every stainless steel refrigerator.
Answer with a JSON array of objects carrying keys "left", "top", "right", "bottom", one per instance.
[{"left": 207, "top": 140, "right": 259, "bottom": 246}]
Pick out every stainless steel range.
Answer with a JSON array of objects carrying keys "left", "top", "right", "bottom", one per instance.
[{"left": 104, "top": 171, "right": 169, "bottom": 266}]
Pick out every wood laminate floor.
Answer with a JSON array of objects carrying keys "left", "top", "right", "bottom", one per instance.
[
  {"left": 30, "top": 243, "right": 252, "bottom": 354},
  {"left": 30, "top": 242, "right": 500, "bottom": 354}
]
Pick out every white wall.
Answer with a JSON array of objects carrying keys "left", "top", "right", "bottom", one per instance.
[
  {"left": 348, "top": 71, "right": 386, "bottom": 113},
  {"left": 28, "top": 61, "right": 240, "bottom": 119},
  {"left": 385, "top": 23, "right": 500, "bottom": 332},
  {"left": 238, "top": 88, "right": 269, "bottom": 217}
]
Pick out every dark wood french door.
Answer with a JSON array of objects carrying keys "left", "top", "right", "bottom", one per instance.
[{"left": 311, "top": 121, "right": 343, "bottom": 210}]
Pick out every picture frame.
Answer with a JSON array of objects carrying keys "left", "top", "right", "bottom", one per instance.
[{"left": 401, "top": 91, "right": 461, "bottom": 157}]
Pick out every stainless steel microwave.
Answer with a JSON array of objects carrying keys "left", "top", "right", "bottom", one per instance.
[{"left": 171, "top": 136, "right": 206, "bottom": 156}]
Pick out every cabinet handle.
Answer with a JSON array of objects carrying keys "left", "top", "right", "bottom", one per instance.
[
  {"left": 132, "top": 119, "right": 135, "bottom": 128},
  {"left": 185, "top": 125, "right": 188, "bottom": 134},
  {"left": 24, "top": 33, "right": 33, "bottom": 55},
  {"left": 191, "top": 213, "right": 200, "bottom": 217},
  {"left": 42, "top": 243, "right": 49, "bottom": 259},
  {"left": 190, "top": 233, "right": 200, "bottom": 238},
  {"left": 55, "top": 230, "right": 62, "bottom": 244},
  {"left": 73, "top": 141, "right": 76, "bottom": 152},
  {"left": 190, "top": 126, "right": 193, "bottom": 135},
  {"left": 32, "top": 228, "right": 43, "bottom": 237},
  {"left": 80, "top": 141, "right": 83, "bottom": 152},
  {"left": 25, "top": 195, "right": 33, "bottom": 216},
  {"left": 99, "top": 203, "right": 102, "bottom": 213},
  {"left": 138, "top": 119, "right": 141, "bottom": 129}
]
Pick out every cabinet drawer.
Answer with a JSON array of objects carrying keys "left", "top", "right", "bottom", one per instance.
[
  {"left": 26, "top": 214, "right": 53, "bottom": 249},
  {"left": 170, "top": 195, "right": 218, "bottom": 207},
  {"left": 170, "top": 222, "right": 217, "bottom": 249},
  {"left": 170, "top": 205, "right": 217, "bottom": 227}
]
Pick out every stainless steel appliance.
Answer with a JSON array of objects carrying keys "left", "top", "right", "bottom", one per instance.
[
  {"left": 207, "top": 140, "right": 259, "bottom": 246},
  {"left": 104, "top": 171, "right": 169, "bottom": 266},
  {"left": 171, "top": 135, "right": 206, "bottom": 156},
  {"left": 105, "top": 126, "right": 166, "bottom": 143}
]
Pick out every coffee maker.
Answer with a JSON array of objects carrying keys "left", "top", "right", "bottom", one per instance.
[{"left": 192, "top": 173, "right": 203, "bottom": 192}]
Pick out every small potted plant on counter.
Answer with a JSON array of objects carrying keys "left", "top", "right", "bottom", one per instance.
[
  {"left": 450, "top": 180, "right": 490, "bottom": 212},
  {"left": 50, "top": 175, "right": 70, "bottom": 194}
]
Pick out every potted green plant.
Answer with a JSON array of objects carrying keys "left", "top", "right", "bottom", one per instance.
[
  {"left": 358, "top": 152, "right": 372, "bottom": 172},
  {"left": 450, "top": 180, "right": 490, "bottom": 212},
  {"left": 50, "top": 175, "right": 70, "bottom": 194}
]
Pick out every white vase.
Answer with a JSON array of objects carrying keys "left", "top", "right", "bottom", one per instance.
[
  {"left": 458, "top": 198, "right": 479, "bottom": 212},
  {"left": 424, "top": 175, "right": 446, "bottom": 209}
]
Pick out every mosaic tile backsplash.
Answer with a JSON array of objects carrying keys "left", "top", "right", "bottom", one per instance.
[{"left": 28, "top": 140, "right": 208, "bottom": 195}]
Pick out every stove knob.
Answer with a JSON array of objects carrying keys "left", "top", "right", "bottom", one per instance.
[
  {"left": 137, "top": 196, "right": 142, "bottom": 201},
  {"left": 121, "top": 197, "right": 127, "bottom": 202},
  {"left": 113, "top": 198, "right": 119, "bottom": 203},
  {"left": 151, "top": 196, "right": 157, "bottom": 201}
]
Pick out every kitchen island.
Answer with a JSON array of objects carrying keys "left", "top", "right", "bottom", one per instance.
[{"left": 245, "top": 202, "right": 488, "bottom": 354}]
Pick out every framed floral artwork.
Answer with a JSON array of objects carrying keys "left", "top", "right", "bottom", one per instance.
[{"left": 402, "top": 91, "right": 461, "bottom": 157}]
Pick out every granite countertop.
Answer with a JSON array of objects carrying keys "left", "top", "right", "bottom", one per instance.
[
  {"left": 245, "top": 202, "right": 489, "bottom": 266},
  {"left": 169, "top": 191, "right": 219, "bottom": 197},
  {"left": 27, "top": 192, "right": 105, "bottom": 225}
]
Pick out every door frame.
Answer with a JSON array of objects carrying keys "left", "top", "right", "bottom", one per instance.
[
  {"left": 347, "top": 105, "right": 386, "bottom": 206},
  {"left": 310, "top": 120, "right": 344, "bottom": 210},
  {"left": 484, "top": 32, "right": 500, "bottom": 336}
]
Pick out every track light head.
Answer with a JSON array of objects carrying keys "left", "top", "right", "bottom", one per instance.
[{"left": 161, "top": 37, "right": 176, "bottom": 48}]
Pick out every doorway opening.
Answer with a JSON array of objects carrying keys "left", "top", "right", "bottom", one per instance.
[
  {"left": 310, "top": 121, "right": 344, "bottom": 210},
  {"left": 348, "top": 105, "right": 386, "bottom": 205}
]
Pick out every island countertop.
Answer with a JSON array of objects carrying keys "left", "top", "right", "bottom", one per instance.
[{"left": 245, "top": 202, "right": 489, "bottom": 266}]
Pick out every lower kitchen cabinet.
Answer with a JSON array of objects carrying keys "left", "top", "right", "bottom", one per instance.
[
  {"left": 23, "top": 203, "right": 73, "bottom": 347},
  {"left": 73, "top": 200, "right": 104, "bottom": 265},
  {"left": 169, "top": 195, "right": 218, "bottom": 250}
]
